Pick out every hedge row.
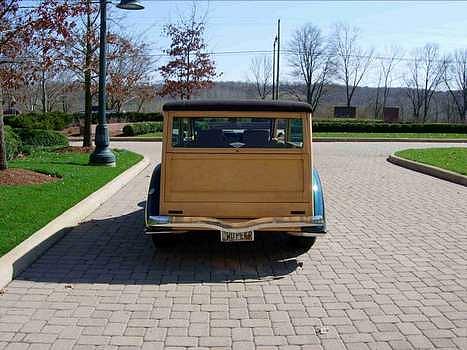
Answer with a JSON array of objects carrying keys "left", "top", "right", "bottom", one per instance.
[
  {"left": 81, "top": 112, "right": 163, "bottom": 124},
  {"left": 122, "top": 122, "right": 163, "bottom": 136},
  {"left": 315, "top": 118, "right": 384, "bottom": 124},
  {"left": 5, "top": 111, "right": 163, "bottom": 131},
  {"left": 5, "top": 111, "right": 467, "bottom": 134},
  {"left": 106, "top": 112, "right": 163, "bottom": 123},
  {"left": 4, "top": 127, "right": 69, "bottom": 160},
  {"left": 121, "top": 120, "right": 467, "bottom": 136},
  {"left": 312, "top": 121, "right": 467, "bottom": 133},
  {"left": 5, "top": 112, "right": 73, "bottom": 131},
  {"left": 14, "top": 128, "right": 69, "bottom": 148},
  {"left": 4, "top": 126, "right": 22, "bottom": 160}
]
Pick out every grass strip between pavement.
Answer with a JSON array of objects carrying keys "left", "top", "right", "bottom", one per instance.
[
  {"left": 395, "top": 147, "right": 467, "bottom": 176},
  {"left": 0, "top": 149, "right": 143, "bottom": 257},
  {"left": 313, "top": 132, "right": 467, "bottom": 139}
]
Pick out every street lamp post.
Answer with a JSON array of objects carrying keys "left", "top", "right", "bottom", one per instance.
[{"left": 90, "top": 0, "right": 144, "bottom": 166}]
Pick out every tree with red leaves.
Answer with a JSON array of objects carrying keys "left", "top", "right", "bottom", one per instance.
[
  {"left": 60, "top": 0, "right": 100, "bottom": 146},
  {"left": 18, "top": 0, "right": 81, "bottom": 113},
  {"left": 107, "top": 35, "right": 154, "bottom": 112},
  {"left": 0, "top": 0, "right": 78, "bottom": 170},
  {"left": 158, "top": 12, "right": 219, "bottom": 100},
  {"left": 1, "top": 0, "right": 27, "bottom": 170},
  {"left": 61, "top": 3, "right": 152, "bottom": 145}
]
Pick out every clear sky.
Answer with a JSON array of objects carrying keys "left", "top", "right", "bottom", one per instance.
[{"left": 27, "top": 0, "right": 467, "bottom": 84}]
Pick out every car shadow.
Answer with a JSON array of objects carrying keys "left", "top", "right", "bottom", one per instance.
[{"left": 15, "top": 207, "right": 310, "bottom": 285}]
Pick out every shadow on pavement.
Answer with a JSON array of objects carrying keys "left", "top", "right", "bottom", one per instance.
[{"left": 16, "top": 207, "right": 309, "bottom": 285}]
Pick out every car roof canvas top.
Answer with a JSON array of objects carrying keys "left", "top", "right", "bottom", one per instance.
[{"left": 162, "top": 99, "right": 313, "bottom": 113}]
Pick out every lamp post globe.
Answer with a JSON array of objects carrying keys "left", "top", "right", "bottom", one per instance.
[
  {"left": 89, "top": 0, "right": 143, "bottom": 166},
  {"left": 117, "top": 0, "right": 144, "bottom": 10}
]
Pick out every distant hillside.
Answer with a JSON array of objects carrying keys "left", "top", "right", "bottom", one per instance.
[
  {"left": 184, "top": 82, "right": 460, "bottom": 122},
  {"left": 11, "top": 80, "right": 463, "bottom": 123}
]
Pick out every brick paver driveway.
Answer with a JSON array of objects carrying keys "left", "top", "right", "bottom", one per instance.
[{"left": 1, "top": 142, "right": 466, "bottom": 350}]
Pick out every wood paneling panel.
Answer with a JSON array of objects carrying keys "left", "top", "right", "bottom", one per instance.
[{"left": 160, "top": 110, "right": 313, "bottom": 219}]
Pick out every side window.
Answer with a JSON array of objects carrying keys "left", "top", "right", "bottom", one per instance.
[
  {"left": 288, "top": 119, "right": 303, "bottom": 146},
  {"left": 172, "top": 118, "right": 194, "bottom": 146},
  {"left": 171, "top": 118, "right": 180, "bottom": 146}
]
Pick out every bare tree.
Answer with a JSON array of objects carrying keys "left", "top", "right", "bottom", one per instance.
[
  {"left": 444, "top": 49, "right": 467, "bottom": 123},
  {"left": 134, "top": 83, "right": 157, "bottom": 112},
  {"left": 287, "top": 24, "right": 334, "bottom": 112},
  {"left": 404, "top": 44, "right": 447, "bottom": 122},
  {"left": 107, "top": 35, "right": 155, "bottom": 112},
  {"left": 332, "top": 23, "right": 373, "bottom": 110},
  {"left": 21, "top": 42, "right": 68, "bottom": 113},
  {"left": 249, "top": 56, "right": 272, "bottom": 99},
  {"left": 373, "top": 46, "right": 402, "bottom": 119}
]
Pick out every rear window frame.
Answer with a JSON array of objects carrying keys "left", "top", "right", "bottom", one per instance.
[{"left": 165, "top": 111, "right": 311, "bottom": 154}]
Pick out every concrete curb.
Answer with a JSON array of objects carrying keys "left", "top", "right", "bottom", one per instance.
[
  {"left": 68, "top": 137, "right": 467, "bottom": 143},
  {"left": 0, "top": 156, "right": 150, "bottom": 289},
  {"left": 387, "top": 154, "right": 467, "bottom": 187}
]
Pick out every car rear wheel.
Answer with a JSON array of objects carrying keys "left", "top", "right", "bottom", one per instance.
[{"left": 289, "top": 235, "right": 316, "bottom": 249}]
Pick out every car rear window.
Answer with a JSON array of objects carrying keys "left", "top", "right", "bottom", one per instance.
[{"left": 171, "top": 117, "right": 304, "bottom": 148}]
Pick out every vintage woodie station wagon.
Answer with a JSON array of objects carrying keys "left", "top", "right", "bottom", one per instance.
[{"left": 145, "top": 100, "right": 326, "bottom": 248}]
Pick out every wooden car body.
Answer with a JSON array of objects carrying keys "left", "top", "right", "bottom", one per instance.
[{"left": 145, "top": 100, "right": 326, "bottom": 241}]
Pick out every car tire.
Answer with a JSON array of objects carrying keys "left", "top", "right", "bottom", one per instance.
[
  {"left": 151, "top": 233, "right": 173, "bottom": 247},
  {"left": 289, "top": 236, "right": 316, "bottom": 249}
]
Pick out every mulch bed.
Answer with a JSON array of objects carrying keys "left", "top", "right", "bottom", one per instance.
[
  {"left": 0, "top": 168, "right": 59, "bottom": 186},
  {"left": 54, "top": 146, "right": 94, "bottom": 153}
]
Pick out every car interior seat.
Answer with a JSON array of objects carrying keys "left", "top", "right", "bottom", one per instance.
[
  {"left": 196, "top": 129, "right": 227, "bottom": 147},
  {"left": 243, "top": 129, "right": 270, "bottom": 147}
]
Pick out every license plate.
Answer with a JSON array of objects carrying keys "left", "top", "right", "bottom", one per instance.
[{"left": 220, "top": 230, "right": 254, "bottom": 242}]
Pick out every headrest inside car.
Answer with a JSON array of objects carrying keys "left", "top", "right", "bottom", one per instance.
[
  {"left": 196, "top": 129, "right": 226, "bottom": 147},
  {"left": 243, "top": 129, "right": 270, "bottom": 147}
]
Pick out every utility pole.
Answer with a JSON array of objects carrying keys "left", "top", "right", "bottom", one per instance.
[
  {"left": 275, "top": 19, "right": 280, "bottom": 100},
  {"left": 272, "top": 36, "right": 277, "bottom": 100}
]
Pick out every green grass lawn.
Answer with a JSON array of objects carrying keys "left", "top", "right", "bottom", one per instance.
[
  {"left": 135, "top": 132, "right": 467, "bottom": 139},
  {"left": 395, "top": 147, "right": 467, "bottom": 176},
  {"left": 0, "top": 149, "right": 143, "bottom": 257},
  {"left": 313, "top": 132, "right": 467, "bottom": 139}
]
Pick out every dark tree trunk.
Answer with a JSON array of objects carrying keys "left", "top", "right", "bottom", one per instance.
[
  {"left": 306, "top": 84, "right": 312, "bottom": 105},
  {"left": 463, "top": 88, "right": 467, "bottom": 123},
  {"left": 82, "top": 2, "right": 93, "bottom": 148},
  {"left": 83, "top": 69, "right": 92, "bottom": 147},
  {"left": 0, "top": 85, "right": 7, "bottom": 170},
  {"left": 374, "top": 86, "right": 381, "bottom": 120},
  {"left": 137, "top": 100, "right": 144, "bottom": 112},
  {"left": 41, "top": 71, "right": 48, "bottom": 113}
]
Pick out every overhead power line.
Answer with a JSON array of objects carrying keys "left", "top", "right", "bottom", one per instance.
[{"left": 7, "top": 49, "right": 452, "bottom": 64}]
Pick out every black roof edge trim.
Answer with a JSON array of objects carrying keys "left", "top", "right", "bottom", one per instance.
[{"left": 162, "top": 99, "right": 313, "bottom": 113}]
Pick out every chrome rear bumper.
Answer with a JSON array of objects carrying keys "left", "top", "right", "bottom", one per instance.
[{"left": 146, "top": 215, "right": 326, "bottom": 236}]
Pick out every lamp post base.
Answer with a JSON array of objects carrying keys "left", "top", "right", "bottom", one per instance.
[
  {"left": 89, "top": 124, "right": 116, "bottom": 166},
  {"left": 89, "top": 152, "right": 116, "bottom": 167}
]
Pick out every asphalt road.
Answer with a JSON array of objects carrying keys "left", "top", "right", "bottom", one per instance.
[{"left": 0, "top": 142, "right": 466, "bottom": 350}]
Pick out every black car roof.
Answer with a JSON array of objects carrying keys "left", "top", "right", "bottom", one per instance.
[{"left": 162, "top": 99, "right": 313, "bottom": 113}]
